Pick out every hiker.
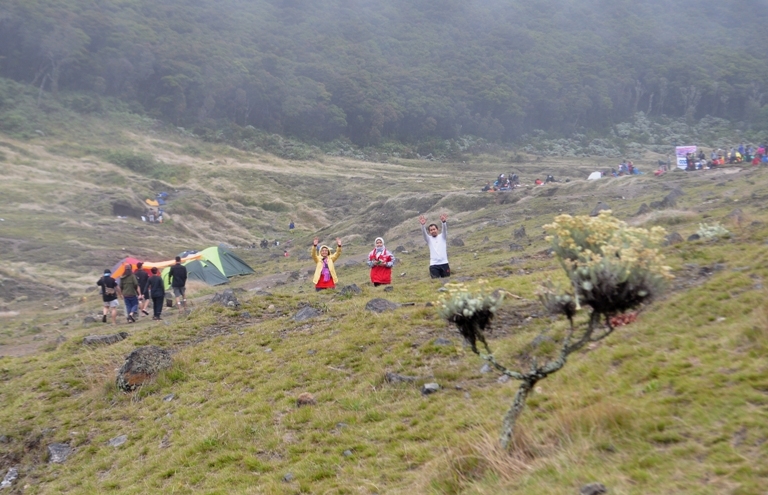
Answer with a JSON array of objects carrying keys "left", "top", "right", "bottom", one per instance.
[
  {"left": 284, "top": 250, "right": 289, "bottom": 257},
  {"left": 367, "top": 237, "right": 394, "bottom": 286},
  {"left": 120, "top": 265, "right": 141, "bottom": 323},
  {"left": 289, "top": 220, "right": 295, "bottom": 230},
  {"left": 148, "top": 210, "right": 155, "bottom": 223},
  {"left": 135, "top": 262, "right": 150, "bottom": 318},
  {"left": 311, "top": 237, "right": 342, "bottom": 291},
  {"left": 97, "top": 269, "right": 122, "bottom": 325},
  {"left": 147, "top": 267, "right": 166, "bottom": 320},
  {"left": 419, "top": 214, "right": 450, "bottom": 279},
  {"left": 168, "top": 256, "right": 188, "bottom": 311},
  {"left": 534, "top": 178, "right": 543, "bottom": 185}
]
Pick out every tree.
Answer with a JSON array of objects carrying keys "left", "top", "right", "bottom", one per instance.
[
  {"left": 438, "top": 211, "right": 673, "bottom": 450},
  {"left": 34, "top": 23, "right": 89, "bottom": 99}
]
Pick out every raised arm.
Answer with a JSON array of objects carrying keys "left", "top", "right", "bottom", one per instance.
[
  {"left": 419, "top": 215, "right": 430, "bottom": 243},
  {"left": 330, "top": 238, "right": 342, "bottom": 262},
  {"left": 440, "top": 213, "right": 448, "bottom": 239},
  {"left": 310, "top": 237, "right": 320, "bottom": 262}
]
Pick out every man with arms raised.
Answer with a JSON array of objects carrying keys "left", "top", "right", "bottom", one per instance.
[{"left": 419, "top": 213, "right": 450, "bottom": 279}]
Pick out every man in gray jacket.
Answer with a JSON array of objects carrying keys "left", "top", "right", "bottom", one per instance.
[{"left": 419, "top": 213, "right": 450, "bottom": 278}]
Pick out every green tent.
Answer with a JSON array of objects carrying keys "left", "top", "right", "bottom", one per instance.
[
  {"left": 161, "top": 259, "right": 229, "bottom": 289},
  {"left": 199, "top": 246, "right": 255, "bottom": 278}
]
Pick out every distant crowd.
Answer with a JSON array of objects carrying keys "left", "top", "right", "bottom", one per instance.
[{"left": 683, "top": 143, "right": 767, "bottom": 171}]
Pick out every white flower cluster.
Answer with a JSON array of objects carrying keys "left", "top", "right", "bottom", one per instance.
[
  {"left": 436, "top": 282, "right": 504, "bottom": 320},
  {"left": 697, "top": 222, "right": 730, "bottom": 240}
]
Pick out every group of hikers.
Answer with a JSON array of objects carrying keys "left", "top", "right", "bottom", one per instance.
[
  {"left": 96, "top": 257, "right": 188, "bottom": 325},
  {"left": 684, "top": 144, "right": 767, "bottom": 171},
  {"left": 481, "top": 173, "right": 561, "bottom": 191},
  {"left": 309, "top": 214, "right": 450, "bottom": 291},
  {"left": 610, "top": 160, "right": 642, "bottom": 177},
  {"left": 97, "top": 214, "right": 452, "bottom": 322}
]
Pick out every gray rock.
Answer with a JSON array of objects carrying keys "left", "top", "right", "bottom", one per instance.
[
  {"left": 434, "top": 338, "right": 452, "bottom": 346},
  {"left": 590, "top": 202, "right": 610, "bottom": 217},
  {"left": 513, "top": 226, "right": 526, "bottom": 239},
  {"left": 663, "top": 232, "right": 684, "bottom": 246},
  {"left": 480, "top": 364, "right": 492, "bottom": 373},
  {"left": 294, "top": 306, "right": 321, "bottom": 321},
  {"left": 0, "top": 435, "right": 8, "bottom": 443},
  {"left": 240, "top": 311, "right": 251, "bottom": 318},
  {"left": 342, "top": 449, "right": 353, "bottom": 457},
  {"left": 1, "top": 467, "right": 18, "bottom": 490},
  {"left": 385, "top": 372, "right": 416, "bottom": 384},
  {"left": 47, "top": 443, "right": 72, "bottom": 464},
  {"left": 421, "top": 383, "right": 440, "bottom": 395},
  {"left": 108, "top": 435, "right": 127, "bottom": 448},
  {"left": 497, "top": 375, "right": 510, "bottom": 383},
  {"left": 55, "top": 335, "right": 67, "bottom": 345},
  {"left": 450, "top": 237, "right": 465, "bottom": 247},
  {"left": 394, "top": 245, "right": 406, "bottom": 253},
  {"left": 482, "top": 236, "right": 489, "bottom": 243},
  {"left": 163, "top": 393, "right": 175, "bottom": 402},
  {"left": 210, "top": 289, "right": 240, "bottom": 308},
  {"left": 635, "top": 203, "right": 652, "bottom": 216},
  {"left": 283, "top": 473, "right": 295, "bottom": 482},
  {"left": 116, "top": 346, "right": 173, "bottom": 392},
  {"left": 83, "top": 316, "right": 97, "bottom": 323},
  {"left": 365, "top": 298, "right": 399, "bottom": 313},
  {"left": 383, "top": 286, "right": 393, "bottom": 292},
  {"left": 580, "top": 482, "right": 607, "bottom": 495},
  {"left": 83, "top": 332, "right": 128, "bottom": 346},
  {"left": 687, "top": 233, "right": 701, "bottom": 241},
  {"left": 509, "top": 243, "right": 524, "bottom": 252},
  {"left": 339, "top": 284, "right": 362, "bottom": 296}
]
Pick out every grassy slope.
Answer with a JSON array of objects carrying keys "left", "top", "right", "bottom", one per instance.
[{"left": 1, "top": 117, "right": 768, "bottom": 494}]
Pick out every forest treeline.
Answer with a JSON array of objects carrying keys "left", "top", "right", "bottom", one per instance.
[{"left": 1, "top": 0, "right": 767, "bottom": 145}]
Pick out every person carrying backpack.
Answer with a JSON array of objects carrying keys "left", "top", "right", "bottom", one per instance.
[{"left": 97, "top": 269, "right": 122, "bottom": 325}]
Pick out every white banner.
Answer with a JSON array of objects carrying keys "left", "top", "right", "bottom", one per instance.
[{"left": 675, "top": 146, "right": 697, "bottom": 169}]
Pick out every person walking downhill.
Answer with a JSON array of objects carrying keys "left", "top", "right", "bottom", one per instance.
[
  {"left": 97, "top": 269, "right": 122, "bottom": 325},
  {"left": 120, "top": 265, "right": 141, "bottom": 323},
  {"left": 419, "top": 213, "right": 451, "bottom": 279},
  {"left": 147, "top": 267, "right": 166, "bottom": 320},
  {"left": 135, "top": 262, "right": 150, "bottom": 318},
  {"left": 311, "top": 237, "right": 342, "bottom": 291},
  {"left": 367, "top": 237, "right": 394, "bottom": 287},
  {"left": 168, "top": 256, "right": 188, "bottom": 311}
]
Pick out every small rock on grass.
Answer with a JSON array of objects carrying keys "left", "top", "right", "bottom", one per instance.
[
  {"left": 294, "top": 306, "right": 321, "bottom": 321},
  {"left": 580, "top": 482, "right": 607, "bottom": 495},
  {"left": 364, "top": 298, "right": 399, "bottom": 313},
  {"left": 108, "top": 435, "right": 127, "bottom": 448},
  {"left": 480, "top": 364, "right": 492, "bottom": 373},
  {"left": 421, "top": 383, "right": 440, "bottom": 395},
  {"left": 342, "top": 449, "right": 353, "bottom": 457},
  {"left": 47, "top": 443, "right": 72, "bottom": 464},
  {"left": 1, "top": 467, "right": 18, "bottom": 489},
  {"left": 283, "top": 473, "right": 295, "bottom": 482},
  {"left": 385, "top": 372, "right": 416, "bottom": 384},
  {"left": 296, "top": 392, "right": 316, "bottom": 407},
  {"left": 434, "top": 338, "right": 452, "bottom": 346}
]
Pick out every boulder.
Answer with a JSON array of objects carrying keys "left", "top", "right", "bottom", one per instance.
[
  {"left": 513, "top": 226, "right": 526, "bottom": 239},
  {"left": 687, "top": 233, "right": 701, "bottom": 241},
  {"left": 590, "top": 202, "right": 610, "bottom": 217},
  {"left": 210, "top": 289, "right": 240, "bottom": 308},
  {"left": 83, "top": 316, "right": 97, "bottom": 324},
  {"left": 580, "top": 482, "right": 607, "bottom": 495},
  {"left": 450, "top": 237, "right": 465, "bottom": 247},
  {"left": 339, "top": 284, "right": 362, "bottom": 296},
  {"left": 293, "top": 306, "right": 321, "bottom": 321},
  {"left": 365, "top": 298, "right": 399, "bottom": 313},
  {"left": 635, "top": 203, "right": 652, "bottom": 216},
  {"left": 116, "top": 346, "right": 173, "bottom": 392},
  {"left": 385, "top": 372, "right": 416, "bottom": 384},
  {"left": 394, "top": 245, "right": 406, "bottom": 253},
  {"left": 83, "top": 332, "right": 128, "bottom": 346},
  {"left": 1, "top": 467, "right": 18, "bottom": 490},
  {"left": 663, "top": 232, "right": 684, "bottom": 246},
  {"left": 108, "top": 435, "right": 127, "bottom": 448}
]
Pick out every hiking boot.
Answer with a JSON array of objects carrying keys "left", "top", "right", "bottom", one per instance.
[
  {"left": 142, "top": 309, "right": 150, "bottom": 316},
  {"left": 127, "top": 314, "right": 135, "bottom": 323},
  {"left": 102, "top": 315, "right": 107, "bottom": 323}
]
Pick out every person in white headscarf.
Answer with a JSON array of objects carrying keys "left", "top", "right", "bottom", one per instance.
[{"left": 367, "top": 237, "right": 394, "bottom": 286}]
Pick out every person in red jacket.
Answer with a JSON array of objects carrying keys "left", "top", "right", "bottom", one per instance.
[{"left": 367, "top": 237, "right": 394, "bottom": 286}]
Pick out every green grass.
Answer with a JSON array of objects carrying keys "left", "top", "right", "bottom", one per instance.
[{"left": 2, "top": 110, "right": 768, "bottom": 493}]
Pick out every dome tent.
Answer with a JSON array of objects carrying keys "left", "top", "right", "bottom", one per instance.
[
  {"left": 161, "top": 259, "right": 229, "bottom": 289},
  {"left": 199, "top": 246, "right": 255, "bottom": 278}
]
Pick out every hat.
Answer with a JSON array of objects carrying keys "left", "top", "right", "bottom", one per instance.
[
  {"left": 375, "top": 237, "right": 384, "bottom": 245},
  {"left": 104, "top": 269, "right": 111, "bottom": 276}
]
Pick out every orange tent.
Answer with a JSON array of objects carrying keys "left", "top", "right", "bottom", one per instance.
[
  {"left": 109, "top": 253, "right": 202, "bottom": 279},
  {"left": 145, "top": 199, "right": 160, "bottom": 207}
]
